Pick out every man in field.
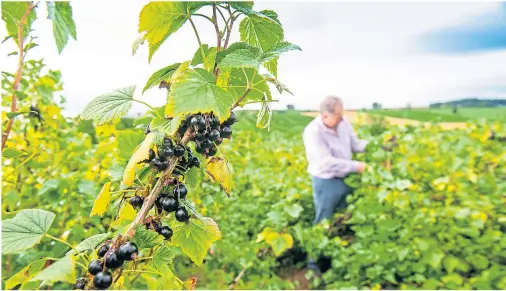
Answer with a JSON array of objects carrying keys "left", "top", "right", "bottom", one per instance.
[
  {"left": 303, "top": 96, "right": 368, "bottom": 224},
  {"left": 302, "top": 96, "right": 368, "bottom": 276}
]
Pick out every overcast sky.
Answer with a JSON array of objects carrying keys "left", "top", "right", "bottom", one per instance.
[{"left": 2, "top": 1, "right": 506, "bottom": 116}]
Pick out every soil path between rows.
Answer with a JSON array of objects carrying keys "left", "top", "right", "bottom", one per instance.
[{"left": 302, "top": 111, "right": 467, "bottom": 130}]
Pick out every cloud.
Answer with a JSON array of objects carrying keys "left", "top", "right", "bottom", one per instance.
[{"left": 414, "top": 3, "right": 506, "bottom": 54}]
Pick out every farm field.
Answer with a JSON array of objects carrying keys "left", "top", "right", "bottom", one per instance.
[{"left": 368, "top": 107, "right": 506, "bottom": 122}]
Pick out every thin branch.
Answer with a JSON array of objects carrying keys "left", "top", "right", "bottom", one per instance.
[
  {"left": 189, "top": 17, "right": 206, "bottom": 64},
  {"left": 45, "top": 234, "right": 81, "bottom": 257},
  {"left": 212, "top": 5, "right": 221, "bottom": 51},
  {"left": 216, "top": 6, "right": 227, "bottom": 25},
  {"left": 241, "top": 99, "right": 279, "bottom": 106},
  {"left": 193, "top": 13, "right": 213, "bottom": 23},
  {"left": 228, "top": 266, "right": 248, "bottom": 289},
  {"left": 232, "top": 68, "right": 252, "bottom": 108},
  {"left": 132, "top": 99, "right": 163, "bottom": 119},
  {"left": 223, "top": 4, "right": 235, "bottom": 49},
  {"left": 2, "top": 2, "right": 35, "bottom": 151}
]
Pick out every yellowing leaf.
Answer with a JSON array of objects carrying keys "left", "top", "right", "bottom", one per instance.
[
  {"left": 6, "top": 259, "right": 46, "bottom": 289},
  {"left": 169, "top": 217, "right": 221, "bottom": 265},
  {"left": 258, "top": 227, "right": 293, "bottom": 257},
  {"left": 206, "top": 157, "right": 232, "bottom": 195},
  {"left": 183, "top": 277, "right": 198, "bottom": 290},
  {"left": 138, "top": 2, "right": 188, "bottom": 45},
  {"left": 122, "top": 132, "right": 156, "bottom": 187},
  {"left": 111, "top": 203, "right": 137, "bottom": 228},
  {"left": 90, "top": 182, "right": 111, "bottom": 217}
]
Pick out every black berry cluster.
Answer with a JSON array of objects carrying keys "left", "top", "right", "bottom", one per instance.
[
  {"left": 74, "top": 242, "right": 138, "bottom": 290},
  {"left": 180, "top": 112, "right": 237, "bottom": 158},
  {"left": 145, "top": 218, "right": 175, "bottom": 240}
]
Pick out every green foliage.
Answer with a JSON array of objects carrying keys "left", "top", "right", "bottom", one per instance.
[
  {"left": 46, "top": 2, "right": 77, "bottom": 53},
  {"left": 80, "top": 85, "right": 136, "bottom": 125},
  {"left": 142, "top": 63, "right": 180, "bottom": 93},
  {"left": 131, "top": 225, "right": 163, "bottom": 249},
  {"left": 31, "top": 256, "right": 76, "bottom": 284},
  {"left": 2, "top": 209, "right": 56, "bottom": 254},
  {"left": 1, "top": 1, "right": 36, "bottom": 44},
  {"left": 66, "top": 233, "right": 110, "bottom": 256}
]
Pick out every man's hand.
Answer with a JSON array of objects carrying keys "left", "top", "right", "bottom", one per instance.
[{"left": 357, "top": 162, "right": 367, "bottom": 173}]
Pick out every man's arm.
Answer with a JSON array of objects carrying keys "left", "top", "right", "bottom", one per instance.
[{"left": 303, "top": 128, "right": 364, "bottom": 178}]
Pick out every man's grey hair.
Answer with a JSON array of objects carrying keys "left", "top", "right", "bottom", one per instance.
[{"left": 320, "top": 96, "right": 343, "bottom": 114}]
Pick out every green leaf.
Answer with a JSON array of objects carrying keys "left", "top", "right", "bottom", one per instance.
[
  {"left": 153, "top": 244, "right": 175, "bottom": 271},
  {"left": 203, "top": 47, "right": 217, "bottom": 72},
  {"left": 239, "top": 11, "right": 284, "bottom": 52},
  {"left": 219, "top": 49, "right": 261, "bottom": 69},
  {"left": 284, "top": 204, "right": 303, "bottom": 218},
  {"left": 13, "top": 90, "right": 28, "bottom": 100},
  {"left": 260, "top": 41, "right": 301, "bottom": 61},
  {"left": 38, "top": 179, "right": 60, "bottom": 196},
  {"left": 131, "top": 224, "right": 163, "bottom": 249},
  {"left": 132, "top": 34, "right": 145, "bottom": 55},
  {"left": 264, "top": 57, "right": 278, "bottom": 77},
  {"left": 8, "top": 51, "right": 17, "bottom": 56},
  {"left": 6, "top": 111, "right": 23, "bottom": 119},
  {"left": 6, "top": 259, "right": 46, "bottom": 290},
  {"left": 264, "top": 75, "right": 293, "bottom": 95},
  {"left": 151, "top": 115, "right": 185, "bottom": 137},
  {"left": 229, "top": 68, "right": 272, "bottom": 104},
  {"left": 259, "top": 10, "right": 280, "bottom": 24},
  {"left": 31, "top": 256, "right": 76, "bottom": 284},
  {"left": 443, "top": 255, "right": 461, "bottom": 273},
  {"left": 169, "top": 217, "right": 221, "bottom": 265},
  {"left": 139, "top": 2, "right": 188, "bottom": 45},
  {"left": 185, "top": 167, "right": 199, "bottom": 189},
  {"left": 3, "top": 148, "right": 27, "bottom": 158},
  {"left": 165, "top": 69, "right": 234, "bottom": 123},
  {"left": 66, "top": 233, "right": 110, "bottom": 256},
  {"left": 116, "top": 129, "right": 145, "bottom": 164},
  {"left": 80, "top": 85, "right": 136, "bottom": 125},
  {"left": 191, "top": 44, "right": 210, "bottom": 66},
  {"left": 47, "top": 2, "right": 77, "bottom": 54},
  {"left": 216, "top": 42, "right": 253, "bottom": 64},
  {"left": 2, "top": 209, "right": 56, "bottom": 254},
  {"left": 23, "top": 42, "right": 38, "bottom": 53},
  {"left": 142, "top": 63, "right": 180, "bottom": 93},
  {"left": 1, "top": 2, "right": 36, "bottom": 45},
  {"left": 256, "top": 100, "right": 272, "bottom": 130},
  {"left": 160, "top": 265, "right": 183, "bottom": 290},
  {"left": 230, "top": 2, "right": 254, "bottom": 10}
]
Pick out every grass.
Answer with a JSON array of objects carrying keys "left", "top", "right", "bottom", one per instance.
[{"left": 368, "top": 107, "right": 506, "bottom": 122}]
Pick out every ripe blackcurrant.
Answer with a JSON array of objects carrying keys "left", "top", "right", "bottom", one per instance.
[
  {"left": 104, "top": 250, "right": 124, "bottom": 269},
  {"left": 178, "top": 157, "right": 188, "bottom": 168},
  {"left": 190, "top": 116, "right": 205, "bottom": 130},
  {"left": 73, "top": 277, "right": 86, "bottom": 290},
  {"left": 178, "top": 123, "right": 188, "bottom": 134},
  {"left": 129, "top": 195, "right": 143, "bottom": 208},
  {"left": 220, "top": 126, "right": 233, "bottom": 138},
  {"left": 156, "top": 194, "right": 168, "bottom": 208},
  {"left": 150, "top": 158, "right": 163, "bottom": 170},
  {"left": 93, "top": 271, "right": 112, "bottom": 290},
  {"left": 207, "top": 146, "right": 217, "bottom": 157},
  {"left": 159, "top": 226, "right": 173, "bottom": 240},
  {"left": 195, "top": 131, "right": 208, "bottom": 142},
  {"left": 167, "top": 177, "right": 177, "bottom": 185},
  {"left": 163, "top": 137, "right": 173, "bottom": 147},
  {"left": 173, "top": 144, "right": 185, "bottom": 157},
  {"left": 175, "top": 207, "right": 190, "bottom": 222},
  {"left": 97, "top": 244, "right": 110, "bottom": 258},
  {"left": 88, "top": 260, "right": 103, "bottom": 275},
  {"left": 210, "top": 116, "right": 220, "bottom": 128},
  {"left": 208, "top": 129, "right": 220, "bottom": 141},
  {"left": 160, "top": 160, "right": 169, "bottom": 171},
  {"left": 174, "top": 184, "right": 188, "bottom": 199},
  {"left": 158, "top": 146, "right": 174, "bottom": 159},
  {"left": 118, "top": 242, "right": 138, "bottom": 261},
  {"left": 148, "top": 148, "right": 156, "bottom": 161},
  {"left": 195, "top": 143, "right": 206, "bottom": 154},
  {"left": 191, "top": 156, "right": 200, "bottom": 168},
  {"left": 162, "top": 196, "right": 179, "bottom": 212},
  {"left": 223, "top": 112, "right": 237, "bottom": 126},
  {"left": 200, "top": 140, "right": 213, "bottom": 149}
]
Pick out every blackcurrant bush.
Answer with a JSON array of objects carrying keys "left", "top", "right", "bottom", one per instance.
[
  {"left": 191, "top": 156, "right": 200, "bottom": 168},
  {"left": 208, "top": 129, "right": 220, "bottom": 141},
  {"left": 200, "top": 140, "right": 213, "bottom": 149},
  {"left": 88, "top": 260, "right": 103, "bottom": 275},
  {"left": 173, "top": 144, "right": 185, "bottom": 157},
  {"left": 118, "top": 242, "right": 138, "bottom": 261},
  {"left": 104, "top": 250, "right": 124, "bottom": 269},
  {"left": 129, "top": 195, "right": 143, "bottom": 208},
  {"left": 73, "top": 277, "right": 86, "bottom": 290},
  {"left": 97, "top": 244, "right": 110, "bottom": 258},
  {"left": 207, "top": 146, "right": 217, "bottom": 157},
  {"left": 174, "top": 184, "right": 188, "bottom": 199},
  {"left": 162, "top": 196, "right": 179, "bottom": 212},
  {"left": 220, "top": 126, "right": 233, "bottom": 138},
  {"left": 93, "top": 271, "right": 112, "bottom": 290},
  {"left": 175, "top": 207, "right": 190, "bottom": 222},
  {"left": 159, "top": 226, "right": 173, "bottom": 240},
  {"left": 223, "top": 112, "right": 237, "bottom": 126}
]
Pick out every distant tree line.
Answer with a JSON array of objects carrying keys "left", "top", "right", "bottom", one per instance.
[{"left": 430, "top": 98, "right": 506, "bottom": 108}]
